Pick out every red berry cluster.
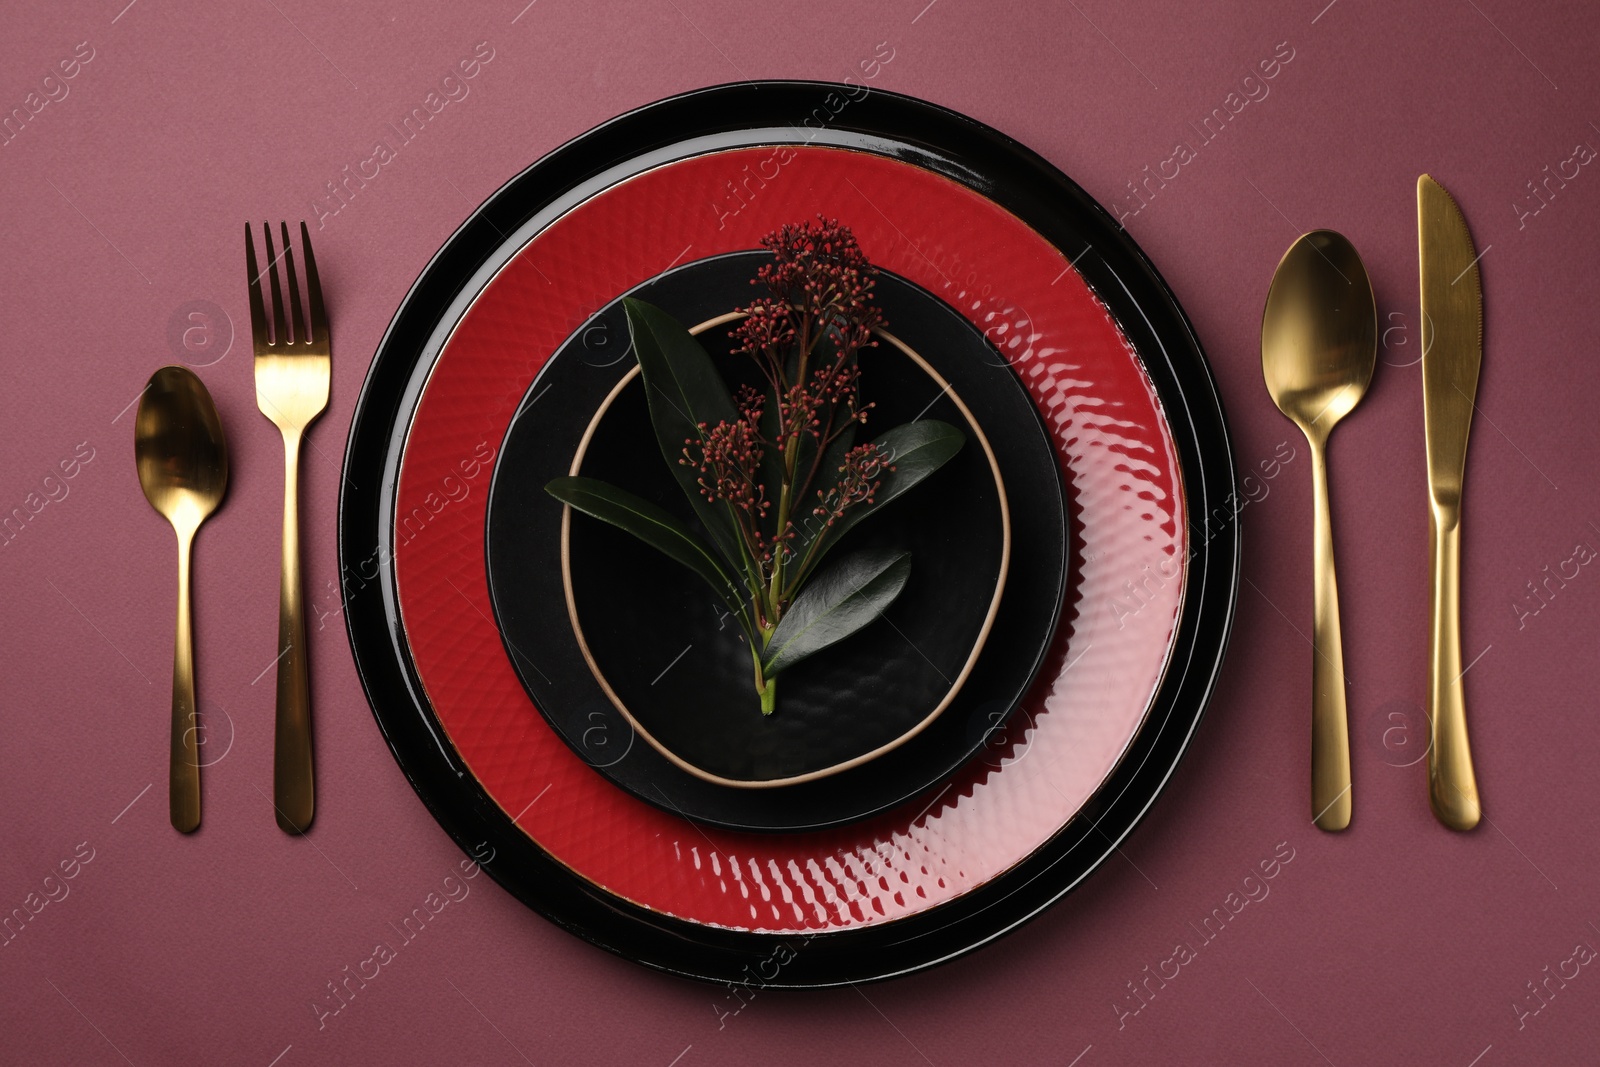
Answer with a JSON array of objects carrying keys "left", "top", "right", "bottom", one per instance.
[
  {"left": 686, "top": 219, "right": 890, "bottom": 589},
  {"left": 732, "top": 216, "right": 883, "bottom": 370},
  {"left": 814, "top": 442, "right": 896, "bottom": 528},
  {"left": 682, "top": 412, "right": 774, "bottom": 560}
]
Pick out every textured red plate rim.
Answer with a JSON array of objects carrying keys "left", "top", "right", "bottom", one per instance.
[{"left": 390, "top": 142, "right": 1189, "bottom": 934}]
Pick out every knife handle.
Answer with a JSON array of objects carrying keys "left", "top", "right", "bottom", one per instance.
[
  {"left": 1427, "top": 509, "right": 1481, "bottom": 829},
  {"left": 1309, "top": 438, "right": 1352, "bottom": 831}
]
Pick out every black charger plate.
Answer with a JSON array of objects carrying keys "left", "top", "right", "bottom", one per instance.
[
  {"left": 340, "top": 81, "right": 1239, "bottom": 987},
  {"left": 484, "top": 252, "right": 1067, "bottom": 830}
]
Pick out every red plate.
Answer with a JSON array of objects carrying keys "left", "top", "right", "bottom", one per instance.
[{"left": 393, "top": 144, "right": 1184, "bottom": 932}]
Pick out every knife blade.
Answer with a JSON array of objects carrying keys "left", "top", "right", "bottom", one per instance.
[{"left": 1418, "top": 173, "right": 1483, "bottom": 830}]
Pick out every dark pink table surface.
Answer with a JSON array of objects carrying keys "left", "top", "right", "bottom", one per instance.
[{"left": 3, "top": 1, "right": 1598, "bottom": 1063}]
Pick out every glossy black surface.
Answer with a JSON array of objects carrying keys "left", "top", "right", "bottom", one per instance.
[
  {"left": 340, "top": 81, "right": 1238, "bottom": 987},
  {"left": 484, "top": 252, "right": 1065, "bottom": 829}
]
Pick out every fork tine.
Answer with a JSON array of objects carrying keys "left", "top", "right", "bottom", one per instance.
[
  {"left": 245, "top": 223, "right": 268, "bottom": 350},
  {"left": 263, "top": 222, "right": 286, "bottom": 347},
  {"left": 300, "top": 222, "right": 327, "bottom": 346},
  {"left": 280, "top": 222, "right": 305, "bottom": 347}
]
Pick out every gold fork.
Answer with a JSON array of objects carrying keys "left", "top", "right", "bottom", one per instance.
[{"left": 247, "top": 221, "right": 329, "bottom": 834}]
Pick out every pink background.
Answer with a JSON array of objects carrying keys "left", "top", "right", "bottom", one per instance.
[{"left": 2, "top": 1, "right": 1596, "bottom": 1064}]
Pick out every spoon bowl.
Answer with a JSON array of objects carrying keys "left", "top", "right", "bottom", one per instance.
[
  {"left": 1261, "top": 230, "right": 1376, "bottom": 832},
  {"left": 135, "top": 366, "right": 228, "bottom": 832},
  {"left": 136, "top": 369, "right": 229, "bottom": 531},
  {"left": 1262, "top": 231, "right": 1377, "bottom": 439}
]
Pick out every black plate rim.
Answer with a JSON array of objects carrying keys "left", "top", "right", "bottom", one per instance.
[
  {"left": 339, "top": 79, "right": 1239, "bottom": 988},
  {"left": 483, "top": 252, "right": 1066, "bottom": 830}
]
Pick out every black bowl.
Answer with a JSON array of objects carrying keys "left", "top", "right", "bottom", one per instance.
[{"left": 568, "top": 310, "right": 1005, "bottom": 782}]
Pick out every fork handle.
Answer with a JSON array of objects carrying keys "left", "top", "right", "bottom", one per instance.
[{"left": 273, "top": 429, "right": 315, "bottom": 833}]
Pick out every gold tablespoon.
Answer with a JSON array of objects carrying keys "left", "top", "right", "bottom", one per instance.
[
  {"left": 135, "top": 366, "right": 229, "bottom": 833},
  {"left": 1261, "top": 230, "right": 1376, "bottom": 832}
]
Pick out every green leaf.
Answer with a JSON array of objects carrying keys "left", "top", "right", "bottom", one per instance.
[
  {"left": 546, "top": 475, "right": 750, "bottom": 630},
  {"left": 623, "top": 298, "right": 747, "bottom": 570},
  {"left": 792, "top": 419, "right": 965, "bottom": 583},
  {"left": 761, "top": 548, "right": 911, "bottom": 676}
]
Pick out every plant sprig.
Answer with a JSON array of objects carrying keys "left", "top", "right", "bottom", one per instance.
[{"left": 548, "top": 219, "right": 964, "bottom": 715}]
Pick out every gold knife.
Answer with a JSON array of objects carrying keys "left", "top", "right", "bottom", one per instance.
[{"left": 1418, "top": 174, "right": 1483, "bottom": 830}]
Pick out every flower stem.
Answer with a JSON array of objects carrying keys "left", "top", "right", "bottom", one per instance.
[
  {"left": 749, "top": 642, "right": 777, "bottom": 716},
  {"left": 767, "top": 426, "right": 801, "bottom": 610}
]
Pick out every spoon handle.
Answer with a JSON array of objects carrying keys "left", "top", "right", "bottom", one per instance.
[
  {"left": 1308, "top": 437, "right": 1352, "bottom": 831},
  {"left": 171, "top": 532, "right": 200, "bottom": 833},
  {"left": 273, "top": 430, "right": 315, "bottom": 833},
  {"left": 1426, "top": 507, "right": 1480, "bottom": 829}
]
